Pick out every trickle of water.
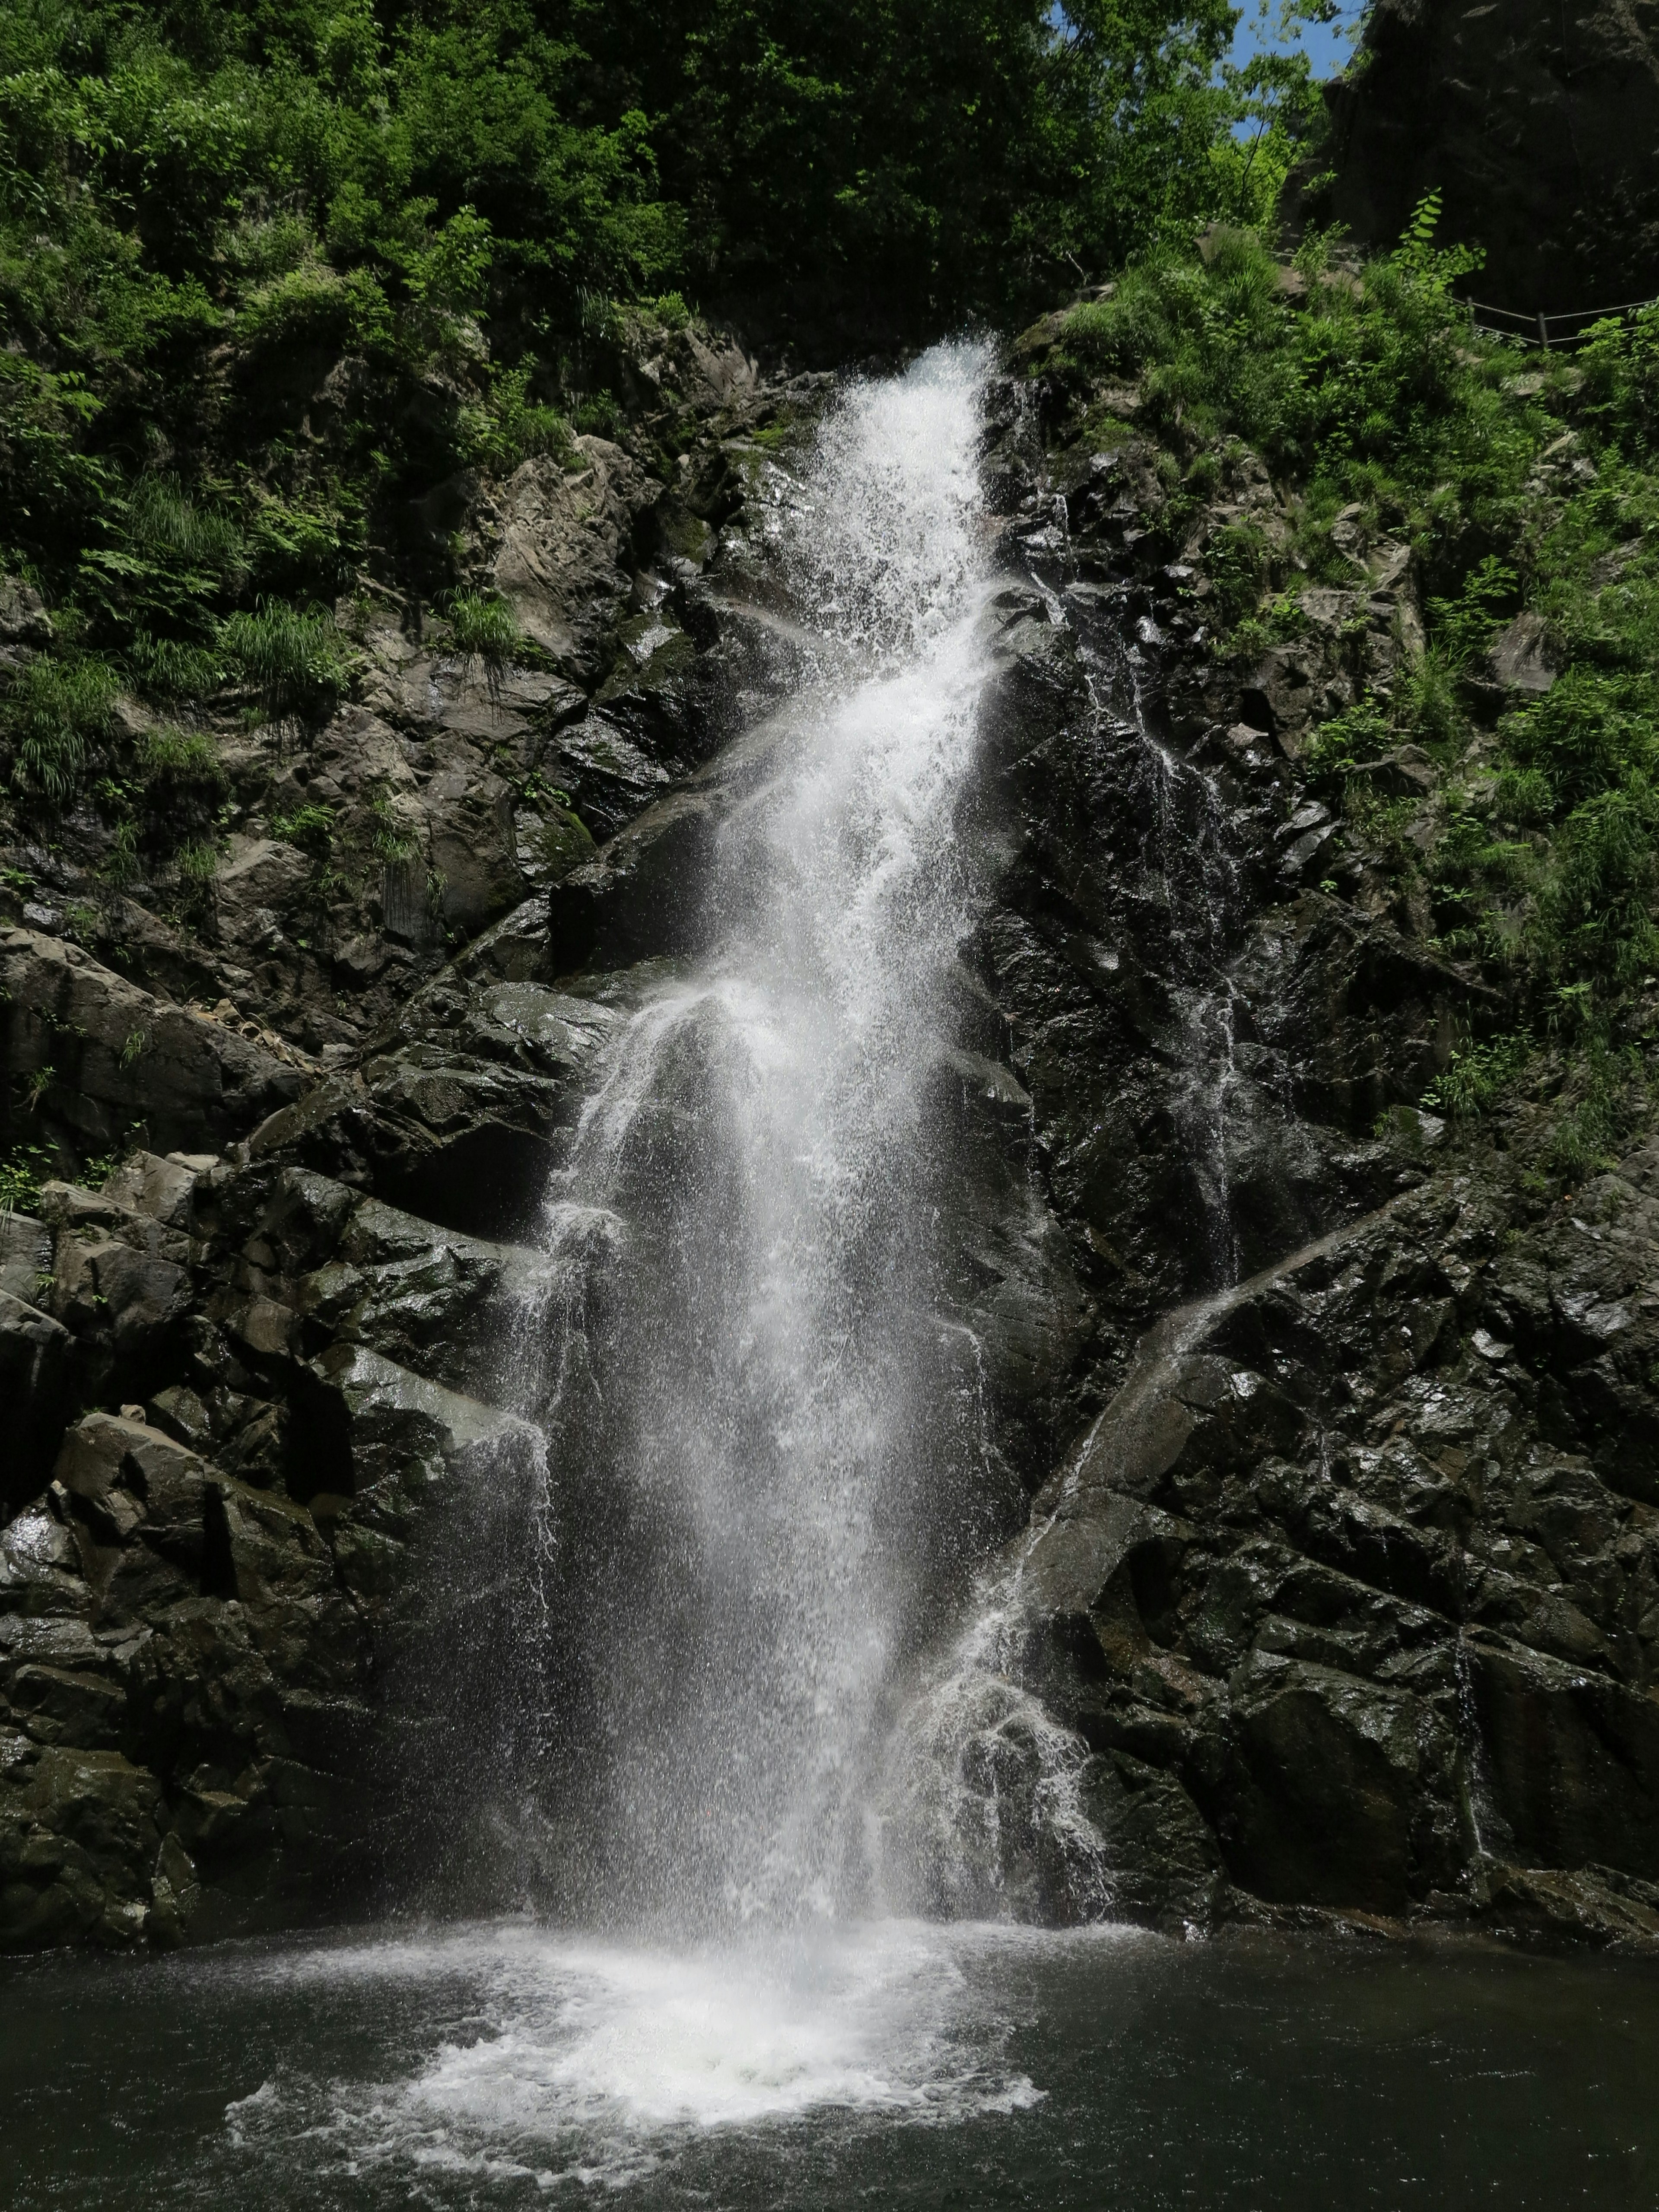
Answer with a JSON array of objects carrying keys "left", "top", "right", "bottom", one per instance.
[{"left": 522, "top": 342, "right": 1035, "bottom": 1932}]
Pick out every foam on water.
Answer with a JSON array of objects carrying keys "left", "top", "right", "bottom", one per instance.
[
  {"left": 217, "top": 1920, "right": 1078, "bottom": 2193},
  {"left": 498, "top": 338, "right": 1086, "bottom": 1931}
]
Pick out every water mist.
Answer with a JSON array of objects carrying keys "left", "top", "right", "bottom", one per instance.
[{"left": 528, "top": 342, "right": 1012, "bottom": 1933}]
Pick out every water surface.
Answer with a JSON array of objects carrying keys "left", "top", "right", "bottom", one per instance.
[{"left": 3, "top": 1920, "right": 1654, "bottom": 2209}]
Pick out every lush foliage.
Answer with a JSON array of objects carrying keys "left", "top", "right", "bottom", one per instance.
[
  {"left": 578, "top": 0, "right": 1243, "bottom": 311},
  {"left": 1050, "top": 217, "right": 1659, "bottom": 1166},
  {"left": 0, "top": 0, "right": 1284, "bottom": 843}
]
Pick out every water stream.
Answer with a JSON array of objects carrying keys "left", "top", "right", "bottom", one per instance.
[
  {"left": 7, "top": 350, "right": 1649, "bottom": 2208},
  {"left": 521, "top": 343, "right": 1016, "bottom": 1931}
]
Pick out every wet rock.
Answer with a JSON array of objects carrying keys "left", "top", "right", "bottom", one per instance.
[
  {"left": 147, "top": 1831, "right": 201, "bottom": 1948},
  {"left": 957, "top": 1134, "right": 1659, "bottom": 1930},
  {"left": 1239, "top": 646, "right": 1331, "bottom": 750},
  {"left": 0, "top": 1293, "right": 73, "bottom": 1513},
  {"left": 975, "top": 585, "right": 1087, "bottom": 767},
  {"left": 102, "top": 1151, "right": 207, "bottom": 1232},
  {"left": 214, "top": 837, "right": 313, "bottom": 950},
  {"left": 490, "top": 439, "right": 661, "bottom": 681},
  {"left": 1214, "top": 1651, "right": 1458, "bottom": 1911},
  {"left": 1348, "top": 746, "right": 1437, "bottom": 799},
  {"left": 0, "top": 1209, "right": 51, "bottom": 1305},
  {"left": 547, "top": 788, "right": 718, "bottom": 972},
  {"left": 1084, "top": 1752, "right": 1226, "bottom": 1929},
  {"left": 146, "top": 1382, "right": 214, "bottom": 1453},
  {"left": 542, "top": 712, "right": 676, "bottom": 842},
  {"left": 0, "top": 1745, "right": 161, "bottom": 1948},
  {"left": 0, "top": 928, "right": 305, "bottom": 1160},
  {"left": 0, "top": 575, "right": 52, "bottom": 648},
  {"left": 1478, "top": 1861, "right": 1659, "bottom": 1948},
  {"left": 1488, "top": 611, "right": 1557, "bottom": 696},
  {"left": 1471, "top": 1637, "right": 1659, "bottom": 1881}
]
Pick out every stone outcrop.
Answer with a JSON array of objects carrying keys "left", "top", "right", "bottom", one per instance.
[
  {"left": 1317, "top": 0, "right": 1659, "bottom": 315},
  {"left": 0, "top": 928, "right": 307, "bottom": 1163},
  {"left": 985, "top": 1152, "right": 1659, "bottom": 1942},
  {"left": 0, "top": 1143, "right": 557, "bottom": 1947},
  {"left": 4, "top": 305, "right": 1659, "bottom": 1959},
  {"left": 0, "top": 327, "right": 807, "bottom": 1154}
]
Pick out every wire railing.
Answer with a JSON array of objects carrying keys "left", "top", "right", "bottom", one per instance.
[{"left": 1459, "top": 295, "right": 1656, "bottom": 348}]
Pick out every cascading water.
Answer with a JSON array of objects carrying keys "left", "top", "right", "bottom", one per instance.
[
  {"left": 16, "top": 350, "right": 1618, "bottom": 2212},
  {"left": 209, "top": 345, "right": 1118, "bottom": 2186},
  {"left": 523, "top": 340, "right": 1030, "bottom": 1932}
]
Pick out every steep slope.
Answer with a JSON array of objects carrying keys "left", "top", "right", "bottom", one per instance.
[
  {"left": 1320, "top": 0, "right": 1659, "bottom": 314},
  {"left": 6, "top": 255, "right": 1659, "bottom": 1951}
]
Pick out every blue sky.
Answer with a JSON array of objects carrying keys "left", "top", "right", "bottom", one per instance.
[{"left": 1229, "top": 1, "right": 1367, "bottom": 82}]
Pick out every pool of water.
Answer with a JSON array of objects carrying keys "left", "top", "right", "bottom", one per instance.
[{"left": 2, "top": 1917, "right": 1655, "bottom": 2209}]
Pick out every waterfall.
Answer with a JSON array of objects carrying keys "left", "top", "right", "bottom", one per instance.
[{"left": 524, "top": 342, "right": 1009, "bottom": 1932}]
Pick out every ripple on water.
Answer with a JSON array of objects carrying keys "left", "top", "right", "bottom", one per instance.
[{"left": 214, "top": 1919, "right": 1073, "bottom": 2196}]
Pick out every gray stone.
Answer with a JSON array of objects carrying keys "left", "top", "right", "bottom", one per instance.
[
  {"left": 0, "top": 929, "right": 305, "bottom": 1157},
  {"left": 0, "top": 1293, "right": 72, "bottom": 1512},
  {"left": 0, "top": 576, "right": 52, "bottom": 647}
]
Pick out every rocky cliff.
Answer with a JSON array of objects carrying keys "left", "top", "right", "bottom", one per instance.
[
  {"left": 4, "top": 288, "right": 1659, "bottom": 1957},
  {"left": 1320, "top": 0, "right": 1659, "bottom": 314}
]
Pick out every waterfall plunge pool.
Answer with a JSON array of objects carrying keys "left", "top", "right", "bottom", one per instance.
[{"left": 4, "top": 1920, "right": 1655, "bottom": 2208}]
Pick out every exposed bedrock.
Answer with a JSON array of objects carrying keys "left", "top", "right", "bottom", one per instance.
[
  {"left": 3, "top": 353, "right": 1659, "bottom": 1955},
  {"left": 991, "top": 1157, "right": 1659, "bottom": 1941},
  {"left": 1317, "top": 0, "right": 1659, "bottom": 313}
]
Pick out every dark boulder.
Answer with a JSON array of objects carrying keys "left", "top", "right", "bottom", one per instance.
[{"left": 1319, "top": 0, "right": 1659, "bottom": 314}]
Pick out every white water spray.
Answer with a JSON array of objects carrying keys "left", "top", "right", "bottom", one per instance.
[{"left": 528, "top": 342, "right": 1047, "bottom": 1931}]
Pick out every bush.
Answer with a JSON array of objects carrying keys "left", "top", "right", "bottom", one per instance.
[
  {"left": 127, "top": 632, "right": 223, "bottom": 702},
  {"left": 1421, "top": 1035, "right": 1530, "bottom": 1119},
  {"left": 1045, "top": 194, "right": 1659, "bottom": 1058},
  {"left": 446, "top": 591, "right": 521, "bottom": 668},
  {"left": 236, "top": 264, "right": 390, "bottom": 356},
  {"left": 5, "top": 652, "right": 118, "bottom": 802},
  {"left": 220, "top": 603, "right": 344, "bottom": 739},
  {"left": 270, "top": 801, "right": 335, "bottom": 855},
  {"left": 0, "top": 0, "right": 1295, "bottom": 847},
  {"left": 1579, "top": 304, "right": 1659, "bottom": 464},
  {"left": 137, "top": 723, "right": 224, "bottom": 793}
]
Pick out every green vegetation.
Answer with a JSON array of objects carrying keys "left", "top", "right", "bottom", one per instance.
[
  {"left": 1043, "top": 213, "right": 1659, "bottom": 1173},
  {"left": 270, "top": 800, "right": 336, "bottom": 855},
  {"left": 0, "top": 0, "right": 1304, "bottom": 848},
  {"left": 446, "top": 591, "right": 522, "bottom": 676},
  {"left": 12, "top": 0, "right": 1640, "bottom": 1182},
  {"left": 3, "top": 652, "right": 118, "bottom": 802},
  {"left": 0, "top": 1141, "right": 52, "bottom": 1216},
  {"left": 220, "top": 602, "right": 345, "bottom": 741}
]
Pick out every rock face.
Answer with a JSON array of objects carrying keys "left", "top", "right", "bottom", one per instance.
[
  {"left": 5, "top": 320, "right": 1659, "bottom": 1956},
  {"left": 0, "top": 1150, "right": 557, "bottom": 1946},
  {"left": 0, "top": 928, "right": 308, "bottom": 1163},
  {"left": 1319, "top": 0, "right": 1659, "bottom": 314},
  {"left": 985, "top": 1158, "right": 1659, "bottom": 1941}
]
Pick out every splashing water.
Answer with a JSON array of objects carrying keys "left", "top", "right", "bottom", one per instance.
[
  {"left": 515, "top": 340, "right": 1096, "bottom": 1934},
  {"left": 276, "top": 346, "right": 1118, "bottom": 2187},
  {"left": 217, "top": 1920, "right": 1048, "bottom": 2196}
]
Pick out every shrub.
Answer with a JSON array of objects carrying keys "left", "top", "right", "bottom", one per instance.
[
  {"left": 1421, "top": 1034, "right": 1531, "bottom": 1119},
  {"left": 220, "top": 603, "right": 344, "bottom": 739},
  {"left": 237, "top": 264, "right": 390, "bottom": 355},
  {"left": 138, "top": 722, "right": 224, "bottom": 793},
  {"left": 124, "top": 475, "right": 245, "bottom": 578},
  {"left": 173, "top": 838, "right": 219, "bottom": 884},
  {"left": 5, "top": 653, "right": 118, "bottom": 802},
  {"left": 464, "top": 362, "right": 573, "bottom": 472},
  {"left": 127, "top": 632, "right": 223, "bottom": 702},
  {"left": 446, "top": 591, "right": 521, "bottom": 669},
  {"left": 270, "top": 801, "right": 335, "bottom": 855}
]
